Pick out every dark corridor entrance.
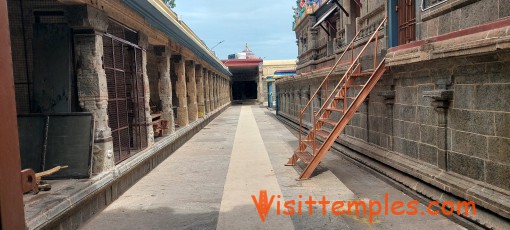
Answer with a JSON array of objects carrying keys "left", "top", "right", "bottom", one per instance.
[{"left": 232, "top": 81, "right": 257, "bottom": 101}]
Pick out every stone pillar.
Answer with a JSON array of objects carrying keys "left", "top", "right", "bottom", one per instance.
[
  {"left": 196, "top": 66, "right": 205, "bottom": 118},
  {"left": 71, "top": 6, "right": 114, "bottom": 173},
  {"left": 424, "top": 79, "right": 453, "bottom": 170},
  {"left": 204, "top": 70, "right": 211, "bottom": 114},
  {"left": 185, "top": 60, "right": 198, "bottom": 122},
  {"left": 379, "top": 89, "right": 395, "bottom": 151},
  {"left": 174, "top": 55, "right": 188, "bottom": 127},
  {"left": 212, "top": 74, "right": 217, "bottom": 110},
  {"left": 155, "top": 46, "right": 175, "bottom": 135},
  {"left": 216, "top": 74, "right": 221, "bottom": 108},
  {"left": 209, "top": 72, "right": 214, "bottom": 111},
  {"left": 220, "top": 76, "right": 225, "bottom": 107},
  {"left": 139, "top": 34, "right": 154, "bottom": 146},
  {"left": 223, "top": 78, "right": 226, "bottom": 104}
]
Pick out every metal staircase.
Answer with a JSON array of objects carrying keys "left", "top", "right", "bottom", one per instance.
[{"left": 286, "top": 17, "right": 388, "bottom": 180}]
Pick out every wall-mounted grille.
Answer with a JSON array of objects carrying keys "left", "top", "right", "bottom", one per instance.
[
  {"left": 398, "top": 0, "right": 416, "bottom": 45},
  {"left": 103, "top": 20, "right": 147, "bottom": 164}
]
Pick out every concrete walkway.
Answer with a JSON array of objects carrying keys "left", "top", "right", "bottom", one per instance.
[{"left": 82, "top": 105, "right": 463, "bottom": 230}]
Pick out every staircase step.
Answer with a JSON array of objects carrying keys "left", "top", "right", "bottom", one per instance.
[
  {"left": 334, "top": 96, "right": 356, "bottom": 100},
  {"left": 326, "top": 107, "right": 344, "bottom": 113},
  {"left": 350, "top": 72, "right": 373, "bottom": 78},
  {"left": 295, "top": 151, "right": 314, "bottom": 164},
  {"left": 319, "top": 118, "right": 337, "bottom": 126},
  {"left": 315, "top": 130, "right": 330, "bottom": 139},
  {"left": 303, "top": 140, "right": 322, "bottom": 150},
  {"left": 346, "top": 84, "right": 365, "bottom": 88}
]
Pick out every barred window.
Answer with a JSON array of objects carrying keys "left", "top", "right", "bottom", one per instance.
[{"left": 422, "top": 0, "right": 447, "bottom": 10}]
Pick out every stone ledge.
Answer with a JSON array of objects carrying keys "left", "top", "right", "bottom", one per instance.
[
  {"left": 336, "top": 137, "right": 510, "bottom": 219},
  {"left": 386, "top": 18, "right": 510, "bottom": 66},
  {"left": 24, "top": 103, "right": 231, "bottom": 230},
  {"left": 275, "top": 113, "right": 510, "bottom": 229}
]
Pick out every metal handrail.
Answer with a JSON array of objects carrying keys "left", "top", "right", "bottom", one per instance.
[
  {"left": 298, "top": 29, "right": 362, "bottom": 146},
  {"left": 314, "top": 17, "right": 387, "bottom": 125}
]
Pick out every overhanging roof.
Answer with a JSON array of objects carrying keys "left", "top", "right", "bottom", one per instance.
[
  {"left": 122, "top": 0, "right": 232, "bottom": 77},
  {"left": 312, "top": 6, "right": 337, "bottom": 29}
]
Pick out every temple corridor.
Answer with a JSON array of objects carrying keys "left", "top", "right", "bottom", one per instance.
[{"left": 81, "top": 105, "right": 462, "bottom": 230}]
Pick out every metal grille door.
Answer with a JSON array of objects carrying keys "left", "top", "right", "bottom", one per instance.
[
  {"left": 397, "top": 0, "right": 416, "bottom": 45},
  {"left": 103, "top": 20, "right": 147, "bottom": 163}
]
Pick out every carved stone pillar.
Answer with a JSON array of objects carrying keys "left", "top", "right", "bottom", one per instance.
[
  {"left": 379, "top": 89, "right": 396, "bottom": 151},
  {"left": 174, "top": 55, "right": 188, "bottom": 127},
  {"left": 185, "top": 60, "right": 198, "bottom": 122},
  {"left": 139, "top": 33, "right": 154, "bottom": 146},
  {"left": 424, "top": 79, "right": 453, "bottom": 170},
  {"left": 309, "top": 16, "right": 319, "bottom": 63},
  {"left": 196, "top": 66, "right": 205, "bottom": 118},
  {"left": 155, "top": 46, "right": 175, "bottom": 135},
  {"left": 204, "top": 70, "right": 210, "bottom": 114},
  {"left": 71, "top": 5, "right": 114, "bottom": 173},
  {"left": 214, "top": 74, "right": 219, "bottom": 109},
  {"left": 221, "top": 78, "right": 225, "bottom": 105},
  {"left": 210, "top": 73, "right": 215, "bottom": 110}
]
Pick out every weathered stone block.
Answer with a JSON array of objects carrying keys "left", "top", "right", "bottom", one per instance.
[
  {"left": 393, "top": 120, "right": 404, "bottom": 138},
  {"left": 453, "top": 64, "right": 485, "bottom": 76},
  {"left": 359, "top": 114, "right": 368, "bottom": 129},
  {"left": 448, "top": 152, "right": 485, "bottom": 181},
  {"left": 454, "top": 73, "right": 491, "bottom": 85},
  {"left": 427, "top": 17, "right": 439, "bottom": 37},
  {"left": 485, "top": 161, "right": 510, "bottom": 190},
  {"left": 452, "top": 130, "right": 488, "bottom": 159},
  {"left": 488, "top": 137, "right": 510, "bottom": 164},
  {"left": 418, "top": 85, "right": 435, "bottom": 106},
  {"left": 430, "top": 68, "right": 453, "bottom": 83},
  {"left": 460, "top": 0, "right": 498, "bottom": 29},
  {"left": 380, "top": 134, "right": 389, "bottom": 149},
  {"left": 369, "top": 131, "right": 381, "bottom": 146},
  {"left": 403, "top": 139, "right": 419, "bottom": 159},
  {"left": 495, "top": 113, "right": 510, "bottom": 138},
  {"left": 395, "top": 104, "right": 417, "bottom": 122},
  {"left": 450, "top": 9, "right": 462, "bottom": 32},
  {"left": 453, "top": 85, "right": 475, "bottom": 110},
  {"left": 368, "top": 116, "right": 382, "bottom": 132},
  {"left": 394, "top": 137, "right": 418, "bottom": 159},
  {"left": 449, "top": 109, "right": 495, "bottom": 135},
  {"left": 414, "top": 73, "right": 433, "bottom": 87},
  {"left": 501, "top": 0, "right": 510, "bottom": 18},
  {"left": 420, "top": 125, "right": 438, "bottom": 146},
  {"left": 419, "top": 143, "right": 438, "bottom": 166},
  {"left": 473, "top": 84, "right": 510, "bottom": 112},
  {"left": 382, "top": 118, "right": 393, "bottom": 135},
  {"left": 438, "top": 13, "right": 451, "bottom": 35},
  {"left": 416, "top": 106, "right": 437, "bottom": 125},
  {"left": 404, "top": 121, "right": 420, "bottom": 141},
  {"left": 396, "top": 86, "right": 418, "bottom": 105}
]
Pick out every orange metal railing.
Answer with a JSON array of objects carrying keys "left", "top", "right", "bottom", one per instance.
[
  {"left": 297, "top": 30, "right": 361, "bottom": 147},
  {"left": 298, "top": 16, "right": 387, "bottom": 155}
]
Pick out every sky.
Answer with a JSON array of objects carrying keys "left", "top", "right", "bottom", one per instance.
[{"left": 172, "top": 0, "right": 298, "bottom": 60}]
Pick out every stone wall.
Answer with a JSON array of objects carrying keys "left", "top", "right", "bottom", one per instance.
[
  {"left": 276, "top": 50, "right": 510, "bottom": 222},
  {"left": 418, "top": 0, "right": 510, "bottom": 40}
]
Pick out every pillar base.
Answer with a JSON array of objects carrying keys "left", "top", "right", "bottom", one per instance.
[
  {"left": 177, "top": 107, "right": 189, "bottom": 126},
  {"left": 92, "top": 141, "right": 115, "bottom": 174}
]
